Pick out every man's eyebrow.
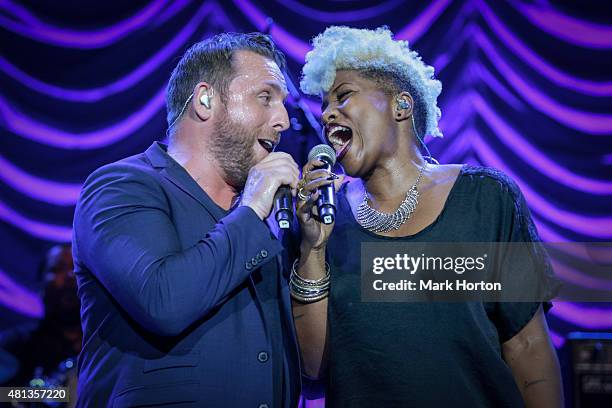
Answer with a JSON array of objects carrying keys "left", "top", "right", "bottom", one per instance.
[{"left": 264, "top": 80, "right": 289, "bottom": 96}]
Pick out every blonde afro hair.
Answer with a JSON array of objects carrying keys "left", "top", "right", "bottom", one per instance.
[{"left": 300, "top": 26, "right": 443, "bottom": 138}]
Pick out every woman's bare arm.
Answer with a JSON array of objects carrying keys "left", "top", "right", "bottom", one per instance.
[{"left": 502, "top": 306, "right": 564, "bottom": 408}]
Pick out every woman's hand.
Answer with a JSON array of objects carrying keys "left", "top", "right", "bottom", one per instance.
[{"left": 296, "top": 159, "right": 344, "bottom": 251}]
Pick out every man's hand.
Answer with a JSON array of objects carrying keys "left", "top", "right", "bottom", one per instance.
[{"left": 240, "top": 152, "right": 300, "bottom": 220}]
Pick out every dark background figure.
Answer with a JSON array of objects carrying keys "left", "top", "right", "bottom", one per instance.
[
  {"left": 0, "top": 244, "right": 81, "bottom": 389},
  {"left": 0, "top": 1, "right": 611, "bottom": 407}
]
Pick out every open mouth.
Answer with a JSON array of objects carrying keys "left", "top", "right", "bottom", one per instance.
[
  {"left": 258, "top": 138, "right": 277, "bottom": 153},
  {"left": 326, "top": 124, "right": 353, "bottom": 161}
]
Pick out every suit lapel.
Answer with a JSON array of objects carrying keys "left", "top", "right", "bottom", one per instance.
[{"left": 145, "top": 142, "right": 225, "bottom": 222}]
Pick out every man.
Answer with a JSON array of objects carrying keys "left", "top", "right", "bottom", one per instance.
[{"left": 72, "top": 32, "right": 301, "bottom": 407}]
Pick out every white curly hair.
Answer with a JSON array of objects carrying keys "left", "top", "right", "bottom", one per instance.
[{"left": 300, "top": 26, "right": 443, "bottom": 138}]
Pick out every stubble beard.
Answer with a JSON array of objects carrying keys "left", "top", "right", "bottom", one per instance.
[{"left": 208, "top": 109, "right": 259, "bottom": 191}]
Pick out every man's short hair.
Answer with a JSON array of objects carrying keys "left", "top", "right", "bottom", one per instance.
[{"left": 165, "top": 32, "right": 286, "bottom": 130}]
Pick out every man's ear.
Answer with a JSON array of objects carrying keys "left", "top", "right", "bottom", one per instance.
[
  {"left": 192, "top": 82, "right": 214, "bottom": 121},
  {"left": 393, "top": 91, "right": 414, "bottom": 122}
]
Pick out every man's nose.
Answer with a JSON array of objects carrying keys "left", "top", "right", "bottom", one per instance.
[{"left": 272, "top": 105, "right": 290, "bottom": 132}]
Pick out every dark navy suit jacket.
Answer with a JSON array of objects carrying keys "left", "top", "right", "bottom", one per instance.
[{"left": 72, "top": 142, "right": 301, "bottom": 407}]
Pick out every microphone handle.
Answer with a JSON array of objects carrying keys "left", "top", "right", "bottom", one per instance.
[
  {"left": 274, "top": 186, "right": 293, "bottom": 229},
  {"left": 314, "top": 157, "right": 336, "bottom": 225}
]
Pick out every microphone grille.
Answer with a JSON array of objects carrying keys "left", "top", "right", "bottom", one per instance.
[{"left": 308, "top": 144, "right": 336, "bottom": 166}]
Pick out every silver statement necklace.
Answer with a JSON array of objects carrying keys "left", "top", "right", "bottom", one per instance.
[{"left": 356, "top": 162, "right": 427, "bottom": 233}]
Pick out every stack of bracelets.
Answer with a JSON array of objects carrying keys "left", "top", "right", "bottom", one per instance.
[{"left": 289, "top": 259, "right": 330, "bottom": 303}]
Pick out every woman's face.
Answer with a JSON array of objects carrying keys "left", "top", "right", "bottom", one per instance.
[{"left": 321, "top": 70, "right": 398, "bottom": 177}]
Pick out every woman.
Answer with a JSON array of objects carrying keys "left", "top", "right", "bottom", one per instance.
[{"left": 291, "top": 27, "right": 562, "bottom": 407}]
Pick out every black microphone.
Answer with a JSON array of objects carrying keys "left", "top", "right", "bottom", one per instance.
[
  {"left": 274, "top": 186, "right": 293, "bottom": 229},
  {"left": 308, "top": 144, "right": 337, "bottom": 225}
]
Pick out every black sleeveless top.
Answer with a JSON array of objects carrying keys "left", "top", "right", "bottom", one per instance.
[{"left": 323, "top": 165, "right": 557, "bottom": 407}]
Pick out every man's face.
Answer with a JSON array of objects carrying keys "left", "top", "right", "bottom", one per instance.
[{"left": 209, "top": 50, "right": 289, "bottom": 190}]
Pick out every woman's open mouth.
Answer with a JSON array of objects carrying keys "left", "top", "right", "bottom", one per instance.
[{"left": 326, "top": 124, "right": 353, "bottom": 161}]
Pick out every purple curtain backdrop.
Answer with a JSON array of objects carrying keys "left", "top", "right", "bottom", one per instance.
[{"left": 1, "top": 0, "right": 611, "bottom": 374}]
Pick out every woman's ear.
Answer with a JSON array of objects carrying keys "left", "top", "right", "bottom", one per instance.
[{"left": 393, "top": 91, "right": 414, "bottom": 122}]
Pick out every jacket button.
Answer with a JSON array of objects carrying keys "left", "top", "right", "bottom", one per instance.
[
  {"left": 258, "top": 404, "right": 269, "bottom": 408},
  {"left": 246, "top": 261, "right": 252, "bottom": 270},
  {"left": 257, "top": 351, "right": 269, "bottom": 363},
  {"left": 251, "top": 257, "right": 258, "bottom": 265},
  {"left": 260, "top": 249, "right": 268, "bottom": 258}
]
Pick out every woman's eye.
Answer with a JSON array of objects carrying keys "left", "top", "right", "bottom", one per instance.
[{"left": 338, "top": 91, "right": 351, "bottom": 102}]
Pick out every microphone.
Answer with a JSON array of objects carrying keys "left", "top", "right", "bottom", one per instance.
[
  {"left": 274, "top": 186, "right": 293, "bottom": 229},
  {"left": 308, "top": 144, "right": 337, "bottom": 225}
]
